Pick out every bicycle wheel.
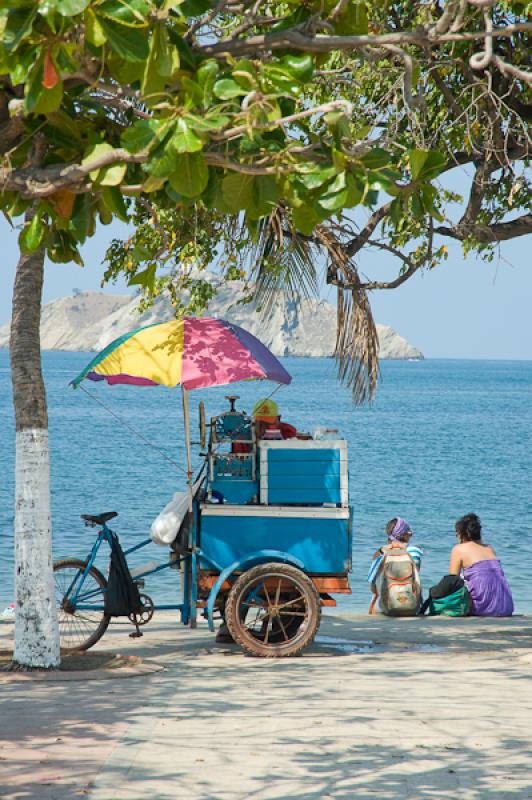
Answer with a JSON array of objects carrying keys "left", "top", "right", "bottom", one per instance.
[{"left": 54, "top": 559, "right": 109, "bottom": 652}]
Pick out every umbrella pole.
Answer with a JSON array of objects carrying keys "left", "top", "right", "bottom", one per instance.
[{"left": 181, "top": 387, "right": 194, "bottom": 512}]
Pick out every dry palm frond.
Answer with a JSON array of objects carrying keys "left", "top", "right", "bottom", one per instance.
[
  {"left": 335, "top": 285, "right": 380, "bottom": 405},
  {"left": 248, "top": 207, "right": 319, "bottom": 316},
  {"left": 315, "top": 224, "right": 380, "bottom": 404}
]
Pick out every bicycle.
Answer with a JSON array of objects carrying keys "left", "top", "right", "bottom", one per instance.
[{"left": 54, "top": 511, "right": 182, "bottom": 652}]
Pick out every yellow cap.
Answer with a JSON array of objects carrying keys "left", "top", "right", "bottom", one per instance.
[{"left": 252, "top": 398, "right": 280, "bottom": 422}]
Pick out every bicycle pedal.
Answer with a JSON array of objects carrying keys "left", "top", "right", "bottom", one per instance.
[{"left": 129, "top": 621, "right": 143, "bottom": 639}]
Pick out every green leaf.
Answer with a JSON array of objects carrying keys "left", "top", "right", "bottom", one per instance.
[
  {"left": 143, "top": 144, "right": 178, "bottom": 177},
  {"left": 361, "top": 148, "right": 391, "bottom": 170},
  {"left": 232, "top": 59, "right": 257, "bottom": 90},
  {"left": 56, "top": 44, "right": 79, "bottom": 73},
  {"left": 142, "top": 175, "right": 166, "bottom": 192},
  {"left": 168, "top": 153, "right": 209, "bottom": 197},
  {"left": 44, "top": 116, "right": 82, "bottom": 151},
  {"left": 278, "top": 54, "right": 314, "bottom": 82},
  {"left": 47, "top": 229, "right": 83, "bottom": 264},
  {"left": 197, "top": 59, "right": 219, "bottom": 87},
  {"left": 82, "top": 142, "right": 126, "bottom": 186},
  {"left": 20, "top": 213, "right": 46, "bottom": 253},
  {"left": 142, "top": 35, "right": 165, "bottom": 96},
  {"left": 99, "top": 162, "right": 127, "bottom": 186},
  {"left": 180, "top": 77, "right": 203, "bottom": 109},
  {"left": 98, "top": 0, "right": 149, "bottom": 27},
  {"left": 197, "top": 59, "right": 219, "bottom": 107},
  {"left": 107, "top": 54, "right": 145, "bottom": 83},
  {"left": 203, "top": 178, "right": 233, "bottom": 213},
  {"left": 297, "top": 166, "right": 336, "bottom": 190},
  {"left": 247, "top": 176, "right": 280, "bottom": 219},
  {"left": 82, "top": 142, "right": 113, "bottom": 171},
  {"left": 411, "top": 191, "right": 423, "bottom": 221},
  {"left": 345, "top": 173, "right": 364, "bottom": 207},
  {"left": 420, "top": 152, "right": 447, "bottom": 181},
  {"left": 409, "top": 149, "right": 447, "bottom": 181},
  {"left": 121, "top": 119, "right": 160, "bottom": 153},
  {"left": 292, "top": 204, "right": 320, "bottom": 236},
  {"left": 333, "top": 1, "right": 368, "bottom": 35},
  {"left": 85, "top": 8, "right": 107, "bottom": 46},
  {"left": 128, "top": 263, "right": 156, "bottom": 291},
  {"left": 421, "top": 185, "right": 444, "bottom": 221},
  {"left": 155, "top": 22, "right": 177, "bottom": 77},
  {"left": 172, "top": 118, "right": 203, "bottom": 153},
  {"left": 56, "top": 0, "right": 90, "bottom": 16},
  {"left": 3, "top": 6, "right": 37, "bottom": 51},
  {"left": 185, "top": 113, "right": 230, "bottom": 132},
  {"left": 179, "top": 0, "right": 211, "bottom": 13},
  {"left": 222, "top": 173, "right": 254, "bottom": 213},
  {"left": 408, "top": 149, "right": 428, "bottom": 181},
  {"left": 318, "top": 173, "right": 349, "bottom": 212},
  {"left": 389, "top": 197, "right": 404, "bottom": 227},
  {"left": 213, "top": 79, "right": 246, "bottom": 100},
  {"left": 70, "top": 194, "right": 92, "bottom": 242},
  {"left": 97, "top": 15, "right": 149, "bottom": 61},
  {"left": 142, "top": 21, "right": 179, "bottom": 97}
]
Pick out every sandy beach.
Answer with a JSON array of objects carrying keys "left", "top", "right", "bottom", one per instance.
[{"left": 1, "top": 612, "right": 531, "bottom": 800}]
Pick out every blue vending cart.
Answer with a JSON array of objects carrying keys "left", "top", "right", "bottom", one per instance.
[{"left": 189, "top": 397, "right": 353, "bottom": 657}]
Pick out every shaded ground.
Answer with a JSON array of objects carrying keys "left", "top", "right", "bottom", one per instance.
[
  {"left": 0, "top": 650, "right": 140, "bottom": 672},
  {"left": 1, "top": 613, "right": 532, "bottom": 799}
]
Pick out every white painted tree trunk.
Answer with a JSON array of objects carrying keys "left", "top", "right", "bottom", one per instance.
[{"left": 13, "top": 430, "right": 60, "bottom": 668}]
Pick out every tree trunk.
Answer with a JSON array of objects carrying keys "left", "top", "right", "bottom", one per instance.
[{"left": 10, "top": 211, "right": 60, "bottom": 668}]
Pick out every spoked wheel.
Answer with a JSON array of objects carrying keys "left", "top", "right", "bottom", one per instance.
[
  {"left": 54, "top": 559, "right": 109, "bottom": 652},
  {"left": 225, "top": 563, "right": 321, "bottom": 658}
]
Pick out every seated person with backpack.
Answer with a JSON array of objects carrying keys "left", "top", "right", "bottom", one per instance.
[{"left": 368, "top": 517, "right": 423, "bottom": 616}]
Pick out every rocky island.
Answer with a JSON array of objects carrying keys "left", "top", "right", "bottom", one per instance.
[{"left": 0, "top": 279, "right": 423, "bottom": 360}]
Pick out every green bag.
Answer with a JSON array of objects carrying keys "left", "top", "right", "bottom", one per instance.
[{"left": 428, "top": 586, "right": 470, "bottom": 617}]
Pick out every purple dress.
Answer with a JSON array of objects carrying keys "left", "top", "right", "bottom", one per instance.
[{"left": 463, "top": 560, "right": 514, "bottom": 617}]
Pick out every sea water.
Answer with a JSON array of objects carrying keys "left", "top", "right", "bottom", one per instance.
[{"left": 1, "top": 351, "right": 531, "bottom": 613}]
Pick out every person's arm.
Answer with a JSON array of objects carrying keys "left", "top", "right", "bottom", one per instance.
[
  {"left": 449, "top": 545, "right": 463, "bottom": 575},
  {"left": 407, "top": 544, "right": 423, "bottom": 572},
  {"left": 367, "top": 554, "right": 384, "bottom": 587}
]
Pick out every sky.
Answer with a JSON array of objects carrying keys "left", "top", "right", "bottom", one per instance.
[{"left": 1, "top": 168, "right": 530, "bottom": 360}]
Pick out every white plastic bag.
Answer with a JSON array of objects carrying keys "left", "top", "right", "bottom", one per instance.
[{"left": 150, "top": 492, "right": 189, "bottom": 546}]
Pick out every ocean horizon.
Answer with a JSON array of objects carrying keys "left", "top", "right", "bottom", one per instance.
[{"left": 1, "top": 351, "right": 531, "bottom": 614}]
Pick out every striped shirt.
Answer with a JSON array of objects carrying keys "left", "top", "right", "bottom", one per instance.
[{"left": 368, "top": 544, "right": 424, "bottom": 585}]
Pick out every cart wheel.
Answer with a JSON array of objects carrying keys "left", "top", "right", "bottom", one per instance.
[
  {"left": 225, "top": 563, "right": 321, "bottom": 658},
  {"left": 54, "top": 559, "right": 109, "bottom": 652}
]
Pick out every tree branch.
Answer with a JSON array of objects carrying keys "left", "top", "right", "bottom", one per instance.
[
  {"left": 435, "top": 213, "right": 532, "bottom": 242},
  {"left": 0, "top": 148, "right": 146, "bottom": 198},
  {"left": 345, "top": 202, "right": 393, "bottom": 258},
  {"left": 0, "top": 147, "right": 301, "bottom": 198},
  {"left": 210, "top": 99, "right": 352, "bottom": 141},
  {"left": 194, "top": 23, "right": 532, "bottom": 58}
]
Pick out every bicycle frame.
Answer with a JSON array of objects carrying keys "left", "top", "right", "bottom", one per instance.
[{"left": 69, "top": 522, "right": 188, "bottom": 616}]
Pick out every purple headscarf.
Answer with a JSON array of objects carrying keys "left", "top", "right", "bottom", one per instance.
[{"left": 388, "top": 517, "right": 412, "bottom": 542}]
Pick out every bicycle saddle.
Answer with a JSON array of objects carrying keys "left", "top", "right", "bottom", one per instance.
[{"left": 81, "top": 511, "right": 118, "bottom": 525}]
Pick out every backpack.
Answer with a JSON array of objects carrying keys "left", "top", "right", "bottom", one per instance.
[
  {"left": 376, "top": 548, "right": 421, "bottom": 616},
  {"left": 420, "top": 575, "right": 470, "bottom": 617},
  {"left": 104, "top": 532, "right": 143, "bottom": 617}
]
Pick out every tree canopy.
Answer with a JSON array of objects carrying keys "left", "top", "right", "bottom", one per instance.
[{"left": 1, "top": 0, "right": 530, "bottom": 399}]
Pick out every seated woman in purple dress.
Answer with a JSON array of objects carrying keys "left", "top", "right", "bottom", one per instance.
[{"left": 449, "top": 513, "right": 513, "bottom": 617}]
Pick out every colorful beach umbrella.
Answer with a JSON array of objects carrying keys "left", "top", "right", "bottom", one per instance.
[
  {"left": 71, "top": 317, "right": 291, "bottom": 511},
  {"left": 71, "top": 317, "right": 291, "bottom": 390}
]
